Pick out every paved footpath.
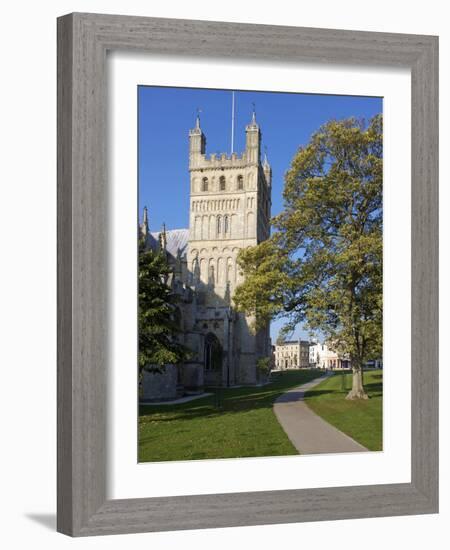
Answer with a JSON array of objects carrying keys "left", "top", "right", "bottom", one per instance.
[{"left": 273, "top": 374, "right": 368, "bottom": 455}]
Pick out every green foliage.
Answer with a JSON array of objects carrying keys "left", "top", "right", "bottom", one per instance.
[
  {"left": 256, "top": 356, "right": 272, "bottom": 376},
  {"left": 235, "top": 115, "right": 383, "bottom": 372},
  {"left": 138, "top": 239, "right": 190, "bottom": 373}
]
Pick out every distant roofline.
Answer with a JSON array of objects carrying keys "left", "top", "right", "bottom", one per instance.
[
  {"left": 277, "top": 339, "right": 311, "bottom": 345},
  {"left": 147, "top": 228, "right": 189, "bottom": 259},
  {"left": 150, "top": 228, "right": 188, "bottom": 235}
]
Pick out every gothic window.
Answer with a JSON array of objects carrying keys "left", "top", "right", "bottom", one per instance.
[
  {"left": 217, "top": 257, "right": 224, "bottom": 284},
  {"left": 219, "top": 175, "right": 226, "bottom": 191},
  {"left": 224, "top": 215, "right": 229, "bottom": 234},
  {"left": 202, "top": 215, "right": 209, "bottom": 239},
  {"left": 194, "top": 216, "right": 201, "bottom": 240},
  {"left": 231, "top": 214, "right": 237, "bottom": 237},
  {"left": 200, "top": 258, "right": 207, "bottom": 282},
  {"left": 208, "top": 264, "right": 215, "bottom": 286},
  {"left": 226, "top": 258, "right": 234, "bottom": 283},
  {"left": 246, "top": 211, "right": 255, "bottom": 237},
  {"left": 217, "top": 215, "right": 222, "bottom": 235},
  {"left": 202, "top": 177, "right": 208, "bottom": 192},
  {"left": 204, "top": 333, "right": 222, "bottom": 371},
  {"left": 237, "top": 175, "right": 244, "bottom": 190}
]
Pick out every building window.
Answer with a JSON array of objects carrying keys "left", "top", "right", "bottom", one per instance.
[
  {"left": 208, "top": 264, "right": 215, "bottom": 285},
  {"left": 224, "top": 215, "right": 229, "bottom": 233},
  {"left": 202, "top": 177, "right": 208, "bottom": 192},
  {"left": 237, "top": 175, "right": 244, "bottom": 190},
  {"left": 219, "top": 175, "right": 226, "bottom": 191},
  {"left": 217, "top": 215, "right": 222, "bottom": 234},
  {"left": 204, "top": 333, "right": 222, "bottom": 371}
]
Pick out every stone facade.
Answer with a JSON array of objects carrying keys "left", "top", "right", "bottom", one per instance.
[
  {"left": 274, "top": 340, "right": 310, "bottom": 370},
  {"left": 140, "top": 112, "right": 272, "bottom": 398}
]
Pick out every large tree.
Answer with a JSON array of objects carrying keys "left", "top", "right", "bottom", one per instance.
[
  {"left": 139, "top": 240, "right": 190, "bottom": 374},
  {"left": 234, "top": 115, "right": 383, "bottom": 399}
]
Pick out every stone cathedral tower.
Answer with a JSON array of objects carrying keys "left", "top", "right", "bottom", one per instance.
[{"left": 186, "top": 111, "right": 272, "bottom": 385}]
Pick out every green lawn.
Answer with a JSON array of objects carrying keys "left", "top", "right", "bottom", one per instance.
[
  {"left": 304, "top": 369, "right": 383, "bottom": 451},
  {"left": 139, "top": 369, "right": 322, "bottom": 462}
]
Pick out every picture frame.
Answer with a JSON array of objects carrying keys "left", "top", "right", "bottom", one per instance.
[{"left": 57, "top": 12, "right": 438, "bottom": 536}]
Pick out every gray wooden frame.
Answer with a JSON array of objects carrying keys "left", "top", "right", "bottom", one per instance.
[{"left": 57, "top": 12, "right": 438, "bottom": 537}]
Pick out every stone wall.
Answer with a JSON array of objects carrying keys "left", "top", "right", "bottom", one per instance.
[
  {"left": 140, "top": 365, "right": 178, "bottom": 402},
  {"left": 181, "top": 362, "right": 204, "bottom": 392}
]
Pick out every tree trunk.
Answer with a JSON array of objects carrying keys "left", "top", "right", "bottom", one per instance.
[{"left": 346, "top": 366, "right": 368, "bottom": 400}]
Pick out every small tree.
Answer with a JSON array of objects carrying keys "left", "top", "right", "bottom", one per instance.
[
  {"left": 139, "top": 239, "right": 190, "bottom": 374},
  {"left": 234, "top": 115, "right": 382, "bottom": 399},
  {"left": 256, "top": 357, "right": 271, "bottom": 381}
]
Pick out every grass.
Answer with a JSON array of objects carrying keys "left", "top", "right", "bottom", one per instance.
[
  {"left": 304, "top": 369, "right": 383, "bottom": 451},
  {"left": 139, "top": 369, "right": 322, "bottom": 462}
]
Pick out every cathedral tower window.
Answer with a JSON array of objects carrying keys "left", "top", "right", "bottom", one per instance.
[
  {"left": 237, "top": 175, "right": 244, "bottom": 190},
  {"left": 224, "top": 215, "right": 229, "bottom": 234},
  {"left": 226, "top": 258, "right": 234, "bottom": 283},
  {"left": 217, "top": 215, "right": 222, "bottom": 235},
  {"left": 219, "top": 175, "right": 226, "bottom": 191},
  {"left": 202, "top": 177, "right": 208, "bottom": 192},
  {"left": 208, "top": 264, "right": 215, "bottom": 286}
]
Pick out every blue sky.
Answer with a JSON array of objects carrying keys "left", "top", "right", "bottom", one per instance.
[{"left": 138, "top": 86, "right": 382, "bottom": 341}]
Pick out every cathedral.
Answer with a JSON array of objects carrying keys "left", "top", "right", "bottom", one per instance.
[{"left": 140, "top": 110, "right": 272, "bottom": 398}]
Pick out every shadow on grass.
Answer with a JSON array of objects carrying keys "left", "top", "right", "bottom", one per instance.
[
  {"left": 139, "top": 370, "right": 324, "bottom": 423},
  {"left": 361, "top": 381, "right": 383, "bottom": 398},
  {"left": 304, "top": 389, "right": 340, "bottom": 398},
  {"left": 140, "top": 392, "right": 292, "bottom": 423},
  {"left": 305, "top": 381, "right": 383, "bottom": 400}
]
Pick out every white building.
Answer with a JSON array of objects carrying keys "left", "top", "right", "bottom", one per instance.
[
  {"left": 274, "top": 340, "right": 310, "bottom": 370},
  {"left": 309, "top": 342, "right": 351, "bottom": 370}
]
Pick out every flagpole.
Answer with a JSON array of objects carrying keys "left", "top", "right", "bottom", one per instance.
[{"left": 231, "top": 91, "right": 235, "bottom": 154}]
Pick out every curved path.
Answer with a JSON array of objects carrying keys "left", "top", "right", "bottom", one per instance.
[{"left": 274, "top": 374, "right": 368, "bottom": 455}]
